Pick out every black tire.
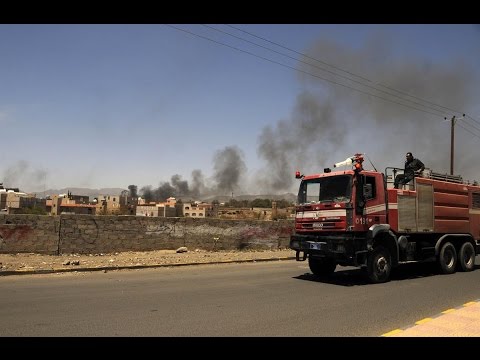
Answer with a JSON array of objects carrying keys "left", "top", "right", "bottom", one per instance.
[
  {"left": 308, "top": 257, "right": 336, "bottom": 277},
  {"left": 438, "top": 242, "right": 457, "bottom": 274},
  {"left": 367, "top": 246, "right": 392, "bottom": 283},
  {"left": 458, "top": 242, "right": 475, "bottom": 272}
]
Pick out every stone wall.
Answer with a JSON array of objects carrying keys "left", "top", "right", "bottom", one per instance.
[{"left": 0, "top": 214, "right": 294, "bottom": 255}]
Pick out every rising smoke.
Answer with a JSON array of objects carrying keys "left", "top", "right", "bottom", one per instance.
[
  {"left": 2, "top": 160, "right": 47, "bottom": 192},
  {"left": 256, "top": 32, "right": 479, "bottom": 192},
  {"left": 3, "top": 31, "right": 478, "bottom": 198},
  {"left": 257, "top": 91, "right": 341, "bottom": 192},
  {"left": 212, "top": 145, "right": 246, "bottom": 195},
  {"left": 138, "top": 146, "right": 247, "bottom": 202}
]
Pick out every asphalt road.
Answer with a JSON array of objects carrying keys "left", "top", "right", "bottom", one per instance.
[{"left": 1, "top": 257, "right": 480, "bottom": 336}]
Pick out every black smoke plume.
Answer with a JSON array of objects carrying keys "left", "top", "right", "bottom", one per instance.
[
  {"left": 256, "top": 31, "right": 479, "bottom": 192},
  {"left": 138, "top": 146, "right": 247, "bottom": 201}
]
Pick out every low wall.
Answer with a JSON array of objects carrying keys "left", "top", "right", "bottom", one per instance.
[{"left": 0, "top": 214, "right": 294, "bottom": 255}]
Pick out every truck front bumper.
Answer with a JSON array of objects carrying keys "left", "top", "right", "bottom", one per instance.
[{"left": 290, "top": 233, "right": 368, "bottom": 267}]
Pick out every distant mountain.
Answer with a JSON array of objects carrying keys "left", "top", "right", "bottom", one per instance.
[
  {"left": 28, "top": 187, "right": 296, "bottom": 203},
  {"left": 36, "top": 187, "right": 127, "bottom": 198},
  {"left": 201, "top": 193, "right": 297, "bottom": 203}
]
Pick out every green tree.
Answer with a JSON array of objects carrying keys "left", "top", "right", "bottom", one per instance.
[
  {"left": 18, "top": 206, "right": 48, "bottom": 215},
  {"left": 276, "top": 199, "right": 293, "bottom": 208},
  {"left": 226, "top": 199, "right": 241, "bottom": 208},
  {"left": 251, "top": 198, "right": 271, "bottom": 208}
]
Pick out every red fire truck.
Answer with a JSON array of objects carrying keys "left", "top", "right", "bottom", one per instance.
[{"left": 289, "top": 154, "right": 480, "bottom": 283}]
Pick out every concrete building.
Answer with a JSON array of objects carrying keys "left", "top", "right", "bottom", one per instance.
[
  {"left": 97, "top": 195, "right": 121, "bottom": 215},
  {"left": 119, "top": 191, "right": 137, "bottom": 215},
  {"left": 195, "top": 202, "right": 218, "bottom": 217},
  {"left": 136, "top": 202, "right": 177, "bottom": 217},
  {"left": 182, "top": 202, "right": 206, "bottom": 218},
  {"left": 48, "top": 194, "right": 97, "bottom": 215},
  {"left": 1, "top": 192, "right": 45, "bottom": 214},
  {"left": 136, "top": 204, "right": 159, "bottom": 217}
]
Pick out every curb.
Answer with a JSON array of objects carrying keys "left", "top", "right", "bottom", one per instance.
[
  {"left": 0, "top": 256, "right": 296, "bottom": 276},
  {"left": 381, "top": 299, "right": 480, "bottom": 336}
]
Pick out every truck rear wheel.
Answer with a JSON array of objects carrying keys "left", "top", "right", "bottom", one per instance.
[
  {"left": 308, "top": 257, "right": 336, "bottom": 277},
  {"left": 367, "top": 246, "right": 391, "bottom": 283},
  {"left": 458, "top": 242, "right": 475, "bottom": 272},
  {"left": 438, "top": 242, "right": 457, "bottom": 274}
]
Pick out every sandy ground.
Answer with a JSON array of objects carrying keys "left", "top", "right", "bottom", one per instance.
[{"left": 0, "top": 248, "right": 296, "bottom": 274}]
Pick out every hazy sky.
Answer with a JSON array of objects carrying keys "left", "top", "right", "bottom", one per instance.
[{"left": 1, "top": 24, "right": 479, "bottom": 196}]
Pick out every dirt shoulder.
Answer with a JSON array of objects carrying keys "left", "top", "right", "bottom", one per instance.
[{"left": 0, "top": 248, "right": 295, "bottom": 275}]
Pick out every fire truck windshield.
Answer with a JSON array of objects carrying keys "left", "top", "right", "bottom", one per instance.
[{"left": 297, "top": 175, "right": 352, "bottom": 205}]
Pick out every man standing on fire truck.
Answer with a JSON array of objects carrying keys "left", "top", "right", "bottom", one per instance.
[{"left": 394, "top": 152, "right": 425, "bottom": 189}]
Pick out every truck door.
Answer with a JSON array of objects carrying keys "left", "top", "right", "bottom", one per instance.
[
  {"left": 364, "top": 175, "right": 386, "bottom": 226},
  {"left": 355, "top": 174, "right": 386, "bottom": 229}
]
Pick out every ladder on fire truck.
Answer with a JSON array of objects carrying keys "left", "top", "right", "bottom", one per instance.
[
  {"left": 385, "top": 168, "right": 465, "bottom": 189},
  {"left": 422, "top": 169, "right": 463, "bottom": 184}
]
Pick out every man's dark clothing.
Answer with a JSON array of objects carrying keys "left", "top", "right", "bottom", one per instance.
[{"left": 394, "top": 158, "right": 425, "bottom": 189}]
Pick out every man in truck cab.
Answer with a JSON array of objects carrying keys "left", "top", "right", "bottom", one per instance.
[{"left": 394, "top": 152, "right": 425, "bottom": 189}]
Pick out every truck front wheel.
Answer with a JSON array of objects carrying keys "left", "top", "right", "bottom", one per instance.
[
  {"left": 367, "top": 246, "right": 392, "bottom": 283},
  {"left": 458, "top": 242, "right": 475, "bottom": 272},
  {"left": 308, "top": 257, "right": 336, "bottom": 277},
  {"left": 438, "top": 242, "right": 457, "bottom": 274}
]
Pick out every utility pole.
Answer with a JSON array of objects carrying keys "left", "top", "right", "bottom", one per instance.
[
  {"left": 450, "top": 115, "right": 456, "bottom": 176},
  {"left": 446, "top": 114, "right": 465, "bottom": 176}
]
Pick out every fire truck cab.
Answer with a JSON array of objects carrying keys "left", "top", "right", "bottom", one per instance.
[{"left": 289, "top": 154, "right": 480, "bottom": 283}]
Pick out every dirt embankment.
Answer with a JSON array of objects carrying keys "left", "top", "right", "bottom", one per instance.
[{"left": 0, "top": 248, "right": 295, "bottom": 273}]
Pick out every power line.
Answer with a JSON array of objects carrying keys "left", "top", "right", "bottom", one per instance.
[
  {"left": 458, "top": 118, "right": 480, "bottom": 137},
  {"left": 466, "top": 114, "right": 480, "bottom": 127},
  {"left": 457, "top": 121, "right": 480, "bottom": 137},
  {"left": 165, "top": 25, "right": 447, "bottom": 118},
  {"left": 165, "top": 24, "right": 480, "bottom": 142},
  {"left": 226, "top": 24, "right": 480, "bottom": 125},
  {"left": 225, "top": 24, "right": 375, "bottom": 83},
  {"left": 207, "top": 24, "right": 451, "bottom": 118}
]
